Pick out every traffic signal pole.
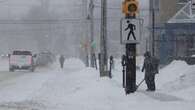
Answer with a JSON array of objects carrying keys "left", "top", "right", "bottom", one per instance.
[
  {"left": 121, "top": 0, "right": 139, "bottom": 94},
  {"left": 123, "top": 16, "right": 137, "bottom": 94},
  {"left": 125, "top": 42, "right": 136, "bottom": 93}
]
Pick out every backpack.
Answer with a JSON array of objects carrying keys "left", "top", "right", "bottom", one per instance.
[{"left": 152, "top": 57, "right": 159, "bottom": 74}]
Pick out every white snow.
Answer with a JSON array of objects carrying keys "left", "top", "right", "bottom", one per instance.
[{"left": 0, "top": 57, "right": 195, "bottom": 110}]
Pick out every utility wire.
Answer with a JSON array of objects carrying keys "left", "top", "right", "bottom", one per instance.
[
  {"left": 94, "top": 3, "right": 159, "bottom": 11},
  {"left": 0, "top": 19, "right": 84, "bottom": 24},
  {"left": 0, "top": 3, "right": 84, "bottom": 7},
  {"left": 0, "top": 17, "right": 126, "bottom": 24}
]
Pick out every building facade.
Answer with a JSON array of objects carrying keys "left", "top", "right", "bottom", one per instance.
[{"left": 153, "top": 0, "right": 195, "bottom": 64}]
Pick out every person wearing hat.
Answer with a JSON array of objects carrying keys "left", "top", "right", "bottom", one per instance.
[{"left": 141, "top": 51, "right": 158, "bottom": 91}]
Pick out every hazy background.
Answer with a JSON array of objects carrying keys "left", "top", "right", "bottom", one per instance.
[{"left": 0, "top": 0, "right": 149, "bottom": 58}]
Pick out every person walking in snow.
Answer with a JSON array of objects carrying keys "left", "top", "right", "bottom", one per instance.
[
  {"left": 141, "top": 51, "right": 159, "bottom": 91},
  {"left": 109, "top": 55, "right": 114, "bottom": 78},
  {"left": 110, "top": 55, "right": 114, "bottom": 69},
  {"left": 59, "top": 55, "right": 65, "bottom": 69}
]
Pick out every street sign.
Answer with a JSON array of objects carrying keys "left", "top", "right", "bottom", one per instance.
[{"left": 120, "top": 18, "right": 143, "bottom": 44}]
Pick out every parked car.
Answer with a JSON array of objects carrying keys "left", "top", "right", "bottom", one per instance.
[
  {"left": 9, "top": 50, "right": 35, "bottom": 72},
  {"left": 35, "top": 51, "right": 56, "bottom": 67}
]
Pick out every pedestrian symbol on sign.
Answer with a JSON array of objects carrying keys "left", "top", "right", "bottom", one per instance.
[
  {"left": 120, "top": 18, "right": 143, "bottom": 44},
  {"left": 125, "top": 20, "right": 136, "bottom": 40}
]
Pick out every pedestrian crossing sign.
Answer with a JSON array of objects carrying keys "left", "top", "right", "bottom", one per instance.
[{"left": 120, "top": 18, "right": 143, "bottom": 44}]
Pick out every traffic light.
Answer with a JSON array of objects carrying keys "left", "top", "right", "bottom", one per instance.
[{"left": 122, "top": 0, "right": 139, "bottom": 17}]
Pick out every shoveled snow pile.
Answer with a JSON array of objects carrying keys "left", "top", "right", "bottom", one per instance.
[
  {"left": 158, "top": 60, "right": 191, "bottom": 88},
  {"left": 157, "top": 60, "right": 195, "bottom": 101}
]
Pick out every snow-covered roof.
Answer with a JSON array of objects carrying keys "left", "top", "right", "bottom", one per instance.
[{"left": 168, "top": 1, "right": 195, "bottom": 23}]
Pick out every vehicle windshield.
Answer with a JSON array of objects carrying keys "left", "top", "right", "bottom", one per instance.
[{"left": 13, "top": 51, "right": 32, "bottom": 55}]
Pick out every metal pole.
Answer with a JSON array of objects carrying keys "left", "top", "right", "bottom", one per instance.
[
  {"left": 151, "top": 0, "right": 155, "bottom": 56},
  {"left": 123, "top": 16, "right": 137, "bottom": 94},
  {"left": 89, "top": 0, "right": 95, "bottom": 67},
  {"left": 82, "top": 0, "right": 89, "bottom": 67},
  {"left": 125, "top": 37, "right": 137, "bottom": 94},
  {"left": 152, "top": 8, "right": 155, "bottom": 56},
  {"left": 104, "top": 0, "right": 108, "bottom": 72},
  {"left": 121, "top": 0, "right": 140, "bottom": 94},
  {"left": 123, "top": 8, "right": 137, "bottom": 94},
  {"left": 100, "top": 0, "right": 108, "bottom": 77}
]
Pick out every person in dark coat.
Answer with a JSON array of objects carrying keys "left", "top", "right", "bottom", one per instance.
[
  {"left": 141, "top": 51, "right": 158, "bottom": 91},
  {"left": 110, "top": 55, "right": 114, "bottom": 69},
  {"left": 59, "top": 55, "right": 65, "bottom": 69}
]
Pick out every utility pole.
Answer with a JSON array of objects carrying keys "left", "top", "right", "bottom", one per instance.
[
  {"left": 151, "top": 0, "right": 155, "bottom": 56},
  {"left": 82, "top": 0, "right": 89, "bottom": 67},
  {"left": 89, "top": 0, "right": 95, "bottom": 68},
  {"left": 100, "top": 0, "right": 108, "bottom": 77},
  {"left": 41, "top": 0, "right": 50, "bottom": 51}
]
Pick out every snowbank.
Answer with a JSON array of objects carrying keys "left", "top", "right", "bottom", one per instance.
[
  {"left": 158, "top": 60, "right": 195, "bottom": 89},
  {"left": 156, "top": 60, "right": 195, "bottom": 101}
]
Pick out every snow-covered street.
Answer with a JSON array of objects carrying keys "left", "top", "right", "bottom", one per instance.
[
  {"left": 0, "top": 0, "right": 195, "bottom": 110},
  {"left": 0, "top": 58, "right": 195, "bottom": 110}
]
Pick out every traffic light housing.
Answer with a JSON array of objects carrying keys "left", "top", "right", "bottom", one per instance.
[{"left": 122, "top": 0, "right": 139, "bottom": 17}]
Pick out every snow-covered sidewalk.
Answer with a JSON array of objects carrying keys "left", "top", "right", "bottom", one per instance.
[{"left": 0, "top": 58, "right": 194, "bottom": 110}]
